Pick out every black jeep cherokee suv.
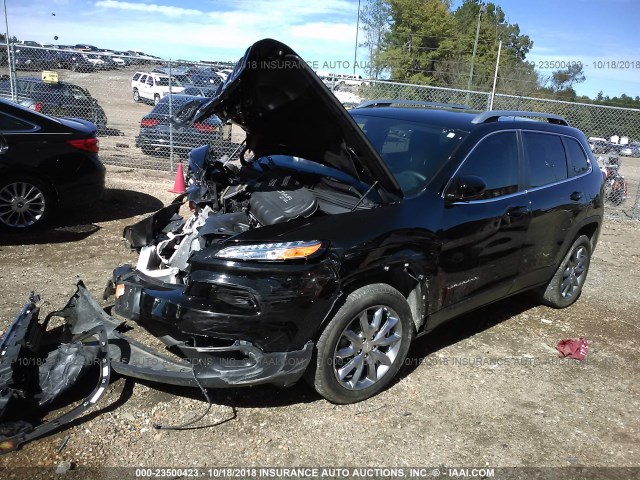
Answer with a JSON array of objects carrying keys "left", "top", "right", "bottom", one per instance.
[{"left": 108, "top": 39, "right": 604, "bottom": 404}]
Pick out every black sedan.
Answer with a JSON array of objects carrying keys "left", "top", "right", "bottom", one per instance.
[
  {"left": 0, "top": 78, "right": 108, "bottom": 132},
  {"left": 135, "top": 94, "right": 225, "bottom": 157},
  {"left": 0, "top": 98, "right": 105, "bottom": 230}
]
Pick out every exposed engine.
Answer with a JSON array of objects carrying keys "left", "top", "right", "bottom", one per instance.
[{"left": 132, "top": 151, "right": 377, "bottom": 283}]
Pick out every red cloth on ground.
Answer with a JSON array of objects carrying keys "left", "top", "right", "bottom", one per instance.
[{"left": 556, "top": 338, "right": 589, "bottom": 360}]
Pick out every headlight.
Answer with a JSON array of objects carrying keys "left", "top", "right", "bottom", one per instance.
[{"left": 214, "top": 240, "right": 323, "bottom": 261}]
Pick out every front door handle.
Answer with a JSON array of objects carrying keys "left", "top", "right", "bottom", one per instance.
[
  {"left": 502, "top": 206, "right": 528, "bottom": 225},
  {"left": 570, "top": 192, "right": 584, "bottom": 201}
]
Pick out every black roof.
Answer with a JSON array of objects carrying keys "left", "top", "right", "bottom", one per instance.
[
  {"left": 350, "top": 104, "right": 577, "bottom": 135},
  {"left": 350, "top": 106, "right": 480, "bottom": 131}
]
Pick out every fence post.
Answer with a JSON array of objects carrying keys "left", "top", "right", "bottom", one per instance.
[
  {"left": 632, "top": 179, "right": 640, "bottom": 220},
  {"left": 168, "top": 58, "right": 174, "bottom": 174},
  {"left": 8, "top": 42, "right": 17, "bottom": 101}
]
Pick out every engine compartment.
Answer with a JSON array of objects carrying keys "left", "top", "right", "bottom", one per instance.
[{"left": 132, "top": 155, "right": 378, "bottom": 284}]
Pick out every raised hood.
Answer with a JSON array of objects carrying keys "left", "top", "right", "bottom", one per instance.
[{"left": 174, "top": 39, "right": 403, "bottom": 199}]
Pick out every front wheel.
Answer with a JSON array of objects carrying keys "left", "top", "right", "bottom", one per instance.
[
  {"left": 133, "top": 88, "right": 140, "bottom": 103},
  {"left": 306, "top": 284, "right": 413, "bottom": 404},
  {"left": 539, "top": 235, "right": 592, "bottom": 308}
]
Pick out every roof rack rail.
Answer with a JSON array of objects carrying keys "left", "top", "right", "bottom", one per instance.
[
  {"left": 472, "top": 110, "right": 569, "bottom": 126},
  {"left": 356, "top": 99, "right": 471, "bottom": 110}
]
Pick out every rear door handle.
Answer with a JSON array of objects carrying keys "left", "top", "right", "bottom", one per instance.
[{"left": 570, "top": 192, "right": 584, "bottom": 201}]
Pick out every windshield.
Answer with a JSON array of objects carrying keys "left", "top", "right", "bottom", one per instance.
[
  {"left": 351, "top": 113, "right": 468, "bottom": 196},
  {"left": 156, "top": 77, "right": 183, "bottom": 87}
]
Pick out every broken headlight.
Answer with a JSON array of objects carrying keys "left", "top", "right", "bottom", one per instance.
[{"left": 214, "top": 240, "right": 323, "bottom": 261}]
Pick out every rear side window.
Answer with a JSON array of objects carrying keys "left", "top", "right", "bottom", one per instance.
[
  {"left": 457, "top": 131, "right": 519, "bottom": 199},
  {"left": 0, "top": 112, "right": 35, "bottom": 131},
  {"left": 523, "top": 132, "right": 568, "bottom": 187},
  {"left": 146, "top": 76, "right": 154, "bottom": 86},
  {"left": 564, "top": 137, "right": 590, "bottom": 176}
]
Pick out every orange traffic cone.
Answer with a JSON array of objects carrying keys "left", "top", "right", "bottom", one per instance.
[{"left": 169, "top": 162, "right": 186, "bottom": 194}]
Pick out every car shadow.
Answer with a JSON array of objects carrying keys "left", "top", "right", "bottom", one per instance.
[
  {"left": 9, "top": 294, "right": 541, "bottom": 446},
  {"left": 0, "top": 188, "right": 164, "bottom": 246},
  {"left": 128, "top": 293, "right": 540, "bottom": 413},
  {"left": 398, "top": 292, "right": 540, "bottom": 379}
]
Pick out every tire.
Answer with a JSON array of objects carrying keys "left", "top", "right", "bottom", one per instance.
[
  {"left": 154, "top": 94, "right": 160, "bottom": 105},
  {"left": 133, "top": 89, "right": 140, "bottom": 103},
  {"left": 0, "top": 176, "right": 55, "bottom": 231},
  {"left": 539, "top": 235, "right": 592, "bottom": 308},
  {"left": 306, "top": 284, "right": 414, "bottom": 404}
]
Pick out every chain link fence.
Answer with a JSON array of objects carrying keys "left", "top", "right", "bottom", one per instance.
[
  {"left": 1, "top": 45, "right": 639, "bottom": 220},
  {"left": 0, "top": 44, "right": 241, "bottom": 173}
]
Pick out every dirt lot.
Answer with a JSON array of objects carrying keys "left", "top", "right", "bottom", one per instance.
[{"left": 0, "top": 166, "right": 639, "bottom": 476}]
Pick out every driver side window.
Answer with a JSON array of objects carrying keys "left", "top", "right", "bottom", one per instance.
[{"left": 455, "top": 131, "right": 519, "bottom": 199}]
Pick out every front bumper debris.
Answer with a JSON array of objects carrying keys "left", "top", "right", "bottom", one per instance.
[
  {"left": 0, "top": 282, "right": 313, "bottom": 453},
  {"left": 0, "top": 286, "right": 110, "bottom": 454}
]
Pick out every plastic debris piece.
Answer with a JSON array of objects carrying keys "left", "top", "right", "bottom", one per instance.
[{"left": 556, "top": 338, "right": 589, "bottom": 360}]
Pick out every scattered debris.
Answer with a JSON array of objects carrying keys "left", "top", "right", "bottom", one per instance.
[
  {"left": 556, "top": 338, "right": 589, "bottom": 360},
  {"left": 56, "top": 435, "right": 71, "bottom": 453},
  {"left": 55, "top": 460, "right": 72, "bottom": 474}
]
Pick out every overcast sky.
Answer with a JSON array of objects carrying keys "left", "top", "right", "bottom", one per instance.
[{"left": 5, "top": 0, "right": 639, "bottom": 99}]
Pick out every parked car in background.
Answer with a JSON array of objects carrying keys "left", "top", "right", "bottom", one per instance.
[
  {"left": 618, "top": 144, "right": 640, "bottom": 157},
  {"left": 189, "top": 69, "right": 225, "bottom": 89},
  {"left": 0, "top": 98, "right": 105, "bottom": 231},
  {"left": 13, "top": 48, "right": 56, "bottom": 71},
  {"left": 74, "top": 44, "right": 99, "bottom": 52},
  {"left": 135, "top": 94, "right": 225, "bottom": 156},
  {"left": 83, "top": 53, "right": 106, "bottom": 70},
  {"left": 0, "top": 76, "right": 108, "bottom": 131},
  {"left": 182, "top": 85, "right": 221, "bottom": 97},
  {"left": 53, "top": 51, "right": 95, "bottom": 72},
  {"left": 131, "top": 71, "right": 185, "bottom": 105},
  {"left": 0, "top": 92, "right": 42, "bottom": 111}
]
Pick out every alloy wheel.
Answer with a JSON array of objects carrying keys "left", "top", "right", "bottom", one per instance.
[
  {"left": 560, "top": 246, "right": 588, "bottom": 299},
  {"left": 0, "top": 181, "right": 47, "bottom": 228},
  {"left": 333, "top": 306, "right": 403, "bottom": 390}
]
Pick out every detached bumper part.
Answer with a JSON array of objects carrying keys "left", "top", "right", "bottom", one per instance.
[
  {"left": 1, "top": 282, "right": 313, "bottom": 451},
  {"left": 0, "top": 289, "right": 111, "bottom": 454}
]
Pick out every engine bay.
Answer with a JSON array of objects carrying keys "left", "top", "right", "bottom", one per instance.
[{"left": 132, "top": 153, "right": 378, "bottom": 283}]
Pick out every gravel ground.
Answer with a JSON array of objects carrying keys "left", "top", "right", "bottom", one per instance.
[{"left": 0, "top": 167, "right": 639, "bottom": 477}]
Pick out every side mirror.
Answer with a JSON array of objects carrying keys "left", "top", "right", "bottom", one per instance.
[{"left": 446, "top": 175, "right": 486, "bottom": 202}]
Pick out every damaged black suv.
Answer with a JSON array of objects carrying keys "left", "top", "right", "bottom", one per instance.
[
  {"left": 102, "top": 40, "right": 604, "bottom": 404},
  {"left": 0, "top": 38, "right": 605, "bottom": 453}
]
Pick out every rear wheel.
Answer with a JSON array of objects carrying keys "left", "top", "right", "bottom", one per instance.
[
  {"left": 153, "top": 94, "right": 161, "bottom": 105},
  {"left": 0, "top": 176, "right": 54, "bottom": 231},
  {"left": 306, "top": 284, "right": 413, "bottom": 404},
  {"left": 133, "top": 88, "right": 140, "bottom": 103},
  {"left": 539, "top": 235, "right": 592, "bottom": 308}
]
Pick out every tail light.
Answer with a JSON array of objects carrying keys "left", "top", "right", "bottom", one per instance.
[
  {"left": 193, "top": 122, "right": 216, "bottom": 134},
  {"left": 29, "top": 102, "right": 43, "bottom": 112},
  {"left": 140, "top": 118, "right": 159, "bottom": 128},
  {"left": 67, "top": 137, "right": 99, "bottom": 153}
]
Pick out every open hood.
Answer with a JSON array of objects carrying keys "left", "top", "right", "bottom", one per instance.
[{"left": 174, "top": 39, "right": 403, "bottom": 199}]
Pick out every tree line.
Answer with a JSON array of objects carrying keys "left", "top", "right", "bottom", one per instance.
[{"left": 359, "top": 0, "right": 640, "bottom": 109}]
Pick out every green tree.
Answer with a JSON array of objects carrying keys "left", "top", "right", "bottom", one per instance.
[
  {"left": 551, "top": 63, "right": 586, "bottom": 92},
  {"left": 359, "top": 0, "right": 391, "bottom": 79},
  {"left": 377, "top": 0, "right": 456, "bottom": 84},
  {"left": 448, "top": 1, "right": 536, "bottom": 93}
]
